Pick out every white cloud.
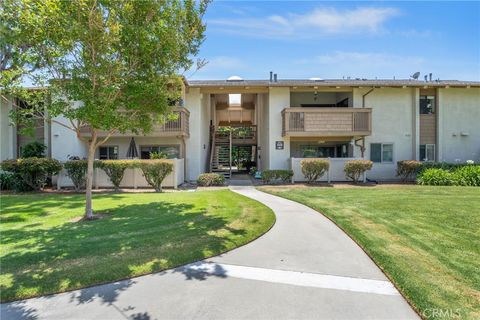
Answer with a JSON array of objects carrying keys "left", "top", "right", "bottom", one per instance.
[{"left": 208, "top": 6, "right": 400, "bottom": 38}]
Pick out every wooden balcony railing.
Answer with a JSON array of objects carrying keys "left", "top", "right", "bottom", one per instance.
[
  {"left": 216, "top": 108, "right": 254, "bottom": 124},
  {"left": 80, "top": 107, "right": 190, "bottom": 138},
  {"left": 282, "top": 107, "right": 371, "bottom": 137}
]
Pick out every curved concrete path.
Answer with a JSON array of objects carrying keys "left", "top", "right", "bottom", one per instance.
[{"left": 1, "top": 186, "right": 418, "bottom": 320}]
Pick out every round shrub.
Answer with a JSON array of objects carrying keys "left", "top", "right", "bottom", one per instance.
[
  {"left": 417, "top": 168, "right": 456, "bottom": 186},
  {"left": 0, "top": 171, "right": 16, "bottom": 190},
  {"left": 454, "top": 165, "right": 480, "bottom": 186},
  {"left": 301, "top": 159, "right": 329, "bottom": 183},
  {"left": 97, "top": 160, "right": 131, "bottom": 191},
  {"left": 135, "top": 160, "right": 173, "bottom": 192},
  {"left": 397, "top": 160, "right": 422, "bottom": 182},
  {"left": 1, "top": 158, "right": 62, "bottom": 191},
  {"left": 197, "top": 173, "right": 225, "bottom": 186},
  {"left": 64, "top": 160, "right": 88, "bottom": 191},
  {"left": 344, "top": 160, "right": 373, "bottom": 183}
]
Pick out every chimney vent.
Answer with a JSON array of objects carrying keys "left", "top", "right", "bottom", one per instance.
[
  {"left": 269, "top": 71, "right": 273, "bottom": 82},
  {"left": 429, "top": 73, "right": 432, "bottom": 81},
  {"left": 274, "top": 73, "right": 278, "bottom": 82}
]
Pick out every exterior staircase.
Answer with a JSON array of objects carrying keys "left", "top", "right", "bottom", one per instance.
[{"left": 210, "top": 130, "right": 232, "bottom": 179}]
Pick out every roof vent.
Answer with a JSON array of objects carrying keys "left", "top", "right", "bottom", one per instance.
[
  {"left": 227, "top": 75, "right": 243, "bottom": 82},
  {"left": 309, "top": 77, "right": 323, "bottom": 82}
]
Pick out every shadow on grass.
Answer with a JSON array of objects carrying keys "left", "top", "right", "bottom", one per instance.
[{"left": 1, "top": 194, "right": 247, "bottom": 306}]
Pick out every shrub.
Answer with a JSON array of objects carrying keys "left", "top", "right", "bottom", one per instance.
[
  {"left": 21, "top": 141, "right": 46, "bottom": 158},
  {"left": 419, "top": 162, "right": 480, "bottom": 173},
  {"left": 261, "top": 170, "right": 293, "bottom": 184},
  {"left": 344, "top": 160, "right": 373, "bottom": 183},
  {"left": 64, "top": 160, "right": 88, "bottom": 191},
  {"left": 1, "top": 158, "right": 62, "bottom": 191},
  {"left": 197, "top": 173, "right": 225, "bottom": 186},
  {"left": 453, "top": 165, "right": 480, "bottom": 186},
  {"left": 301, "top": 159, "right": 329, "bottom": 183},
  {"left": 249, "top": 167, "right": 257, "bottom": 175},
  {"left": 136, "top": 160, "right": 173, "bottom": 192},
  {"left": 149, "top": 151, "right": 167, "bottom": 159},
  {"left": 397, "top": 160, "right": 422, "bottom": 182},
  {"left": 97, "top": 160, "right": 131, "bottom": 191},
  {"left": 417, "top": 168, "right": 456, "bottom": 186},
  {"left": 0, "top": 171, "right": 15, "bottom": 190}
]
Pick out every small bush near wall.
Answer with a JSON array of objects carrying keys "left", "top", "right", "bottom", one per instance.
[
  {"left": 1, "top": 158, "right": 62, "bottom": 191},
  {"left": 419, "top": 162, "right": 479, "bottom": 173},
  {"left": 417, "top": 168, "right": 456, "bottom": 186},
  {"left": 454, "top": 165, "right": 480, "bottom": 186},
  {"left": 21, "top": 141, "right": 47, "bottom": 158},
  {"left": 397, "top": 160, "right": 422, "bottom": 182},
  {"left": 64, "top": 160, "right": 89, "bottom": 191},
  {"left": 97, "top": 160, "right": 130, "bottom": 192},
  {"left": 301, "top": 159, "right": 330, "bottom": 183},
  {"left": 0, "top": 171, "right": 16, "bottom": 190},
  {"left": 261, "top": 170, "right": 294, "bottom": 184},
  {"left": 344, "top": 160, "right": 373, "bottom": 183},
  {"left": 135, "top": 160, "right": 173, "bottom": 192},
  {"left": 197, "top": 173, "right": 225, "bottom": 186}
]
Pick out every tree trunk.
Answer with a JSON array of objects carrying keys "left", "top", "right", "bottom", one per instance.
[{"left": 85, "top": 132, "right": 97, "bottom": 219}]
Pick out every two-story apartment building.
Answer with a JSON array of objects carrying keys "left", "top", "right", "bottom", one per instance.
[{"left": 1, "top": 77, "right": 479, "bottom": 185}]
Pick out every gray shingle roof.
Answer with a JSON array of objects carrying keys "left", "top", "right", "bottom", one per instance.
[{"left": 187, "top": 79, "right": 480, "bottom": 88}]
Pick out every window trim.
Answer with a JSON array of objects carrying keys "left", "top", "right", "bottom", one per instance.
[
  {"left": 419, "top": 144, "right": 435, "bottom": 162},
  {"left": 370, "top": 143, "right": 394, "bottom": 163},
  {"left": 98, "top": 145, "right": 119, "bottom": 160}
]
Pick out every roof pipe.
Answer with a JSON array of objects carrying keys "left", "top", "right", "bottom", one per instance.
[
  {"left": 269, "top": 71, "right": 273, "bottom": 82},
  {"left": 362, "top": 88, "right": 374, "bottom": 108}
]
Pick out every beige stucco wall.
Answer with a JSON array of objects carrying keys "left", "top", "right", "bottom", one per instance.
[
  {"left": 184, "top": 87, "right": 204, "bottom": 180},
  {"left": 0, "top": 96, "right": 16, "bottom": 160},
  {"left": 353, "top": 88, "right": 415, "bottom": 180},
  {"left": 268, "top": 87, "right": 290, "bottom": 170},
  {"left": 438, "top": 88, "right": 480, "bottom": 162}
]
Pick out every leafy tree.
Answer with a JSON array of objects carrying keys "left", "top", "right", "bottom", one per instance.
[{"left": 1, "top": 0, "right": 207, "bottom": 219}]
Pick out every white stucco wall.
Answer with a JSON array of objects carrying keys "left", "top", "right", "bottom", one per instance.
[
  {"left": 438, "top": 88, "right": 480, "bottom": 162},
  {"left": 100, "top": 136, "right": 182, "bottom": 159},
  {"left": 355, "top": 88, "right": 415, "bottom": 180},
  {"left": 184, "top": 88, "right": 203, "bottom": 180},
  {"left": 0, "top": 96, "right": 16, "bottom": 160},
  {"left": 50, "top": 115, "right": 88, "bottom": 161},
  {"left": 268, "top": 87, "right": 290, "bottom": 170}
]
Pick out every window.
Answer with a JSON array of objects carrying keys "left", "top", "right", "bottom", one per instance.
[
  {"left": 99, "top": 146, "right": 118, "bottom": 160},
  {"left": 420, "top": 144, "right": 435, "bottom": 162},
  {"left": 420, "top": 95, "right": 435, "bottom": 114},
  {"left": 140, "top": 145, "right": 180, "bottom": 159},
  {"left": 370, "top": 143, "right": 393, "bottom": 163}
]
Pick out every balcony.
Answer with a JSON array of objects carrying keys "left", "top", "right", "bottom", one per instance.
[
  {"left": 80, "top": 107, "right": 190, "bottom": 138},
  {"left": 282, "top": 107, "right": 372, "bottom": 137}
]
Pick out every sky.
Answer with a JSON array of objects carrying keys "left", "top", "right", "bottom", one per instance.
[{"left": 188, "top": 1, "right": 480, "bottom": 81}]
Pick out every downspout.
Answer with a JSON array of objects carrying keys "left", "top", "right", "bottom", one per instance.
[
  {"left": 356, "top": 87, "right": 375, "bottom": 157},
  {"left": 362, "top": 88, "right": 374, "bottom": 108}
]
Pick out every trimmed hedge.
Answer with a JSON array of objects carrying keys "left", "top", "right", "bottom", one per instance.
[
  {"left": 261, "top": 170, "right": 293, "bottom": 184},
  {"left": 135, "top": 160, "right": 173, "bottom": 192},
  {"left": 197, "top": 173, "right": 225, "bottom": 186},
  {"left": 21, "top": 141, "right": 47, "bottom": 158},
  {"left": 64, "top": 160, "right": 89, "bottom": 191},
  {"left": 419, "top": 162, "right": 480, "bottom": 173},
  {"left": 301, "top": 159, "right": 329, "bottom": 183},
  {"left": 344, "top": 160, "right": 373, "bottom": 183},
  {"left": 397, "top": 160, "right": 422, "bottom": 182},
  {"left": 0, "top": 158, "right": 62, "bottom": 191},
  {"left": 97, "top": 160, "right": 130, "bottom": 191}
]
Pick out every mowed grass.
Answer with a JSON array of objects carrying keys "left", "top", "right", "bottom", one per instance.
[
  {"left": 259, "top": 185, "right": 480, "bottom": 319},
  {"left": 0, "top": 190, "right": 275, "bottom": 302}
]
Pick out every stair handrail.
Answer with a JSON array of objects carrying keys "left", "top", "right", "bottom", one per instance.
[{"left": 208, "top": 124, "right": 215, "bottom": 172}]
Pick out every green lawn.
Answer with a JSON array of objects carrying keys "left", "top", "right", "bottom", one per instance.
[
  {"left": 0, "top": 190, "right": 275, "bottom": 302},
  {"left": 259, "top": 185, "right": 479, "bottom": 320}
]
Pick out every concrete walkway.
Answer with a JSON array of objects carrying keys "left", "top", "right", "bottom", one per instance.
[{"left": 1, "top": 186, "right": 418, "bottom": 320}]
